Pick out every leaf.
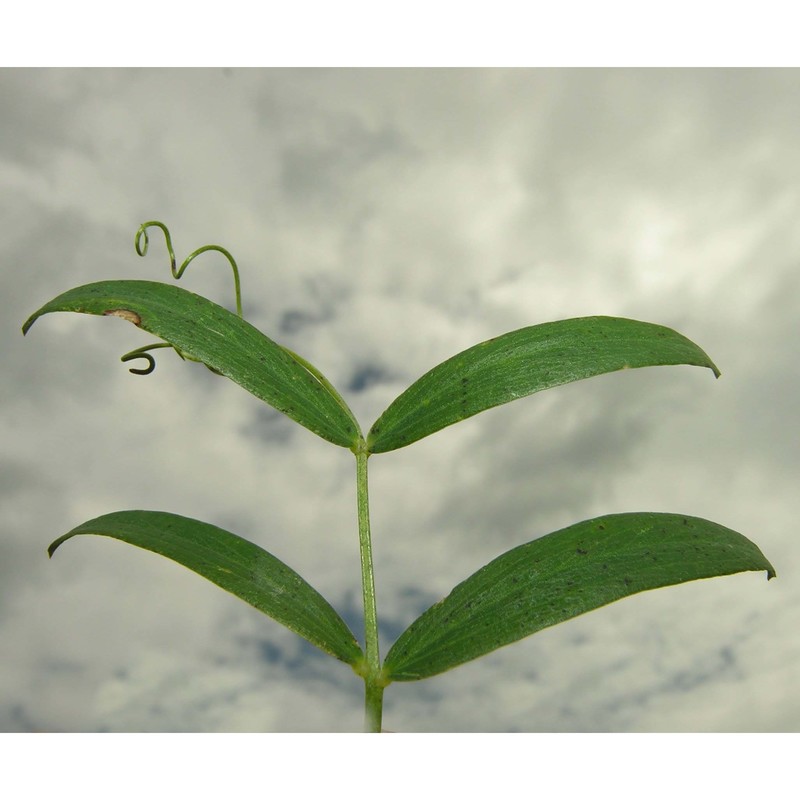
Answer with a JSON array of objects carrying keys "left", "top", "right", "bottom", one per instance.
[
  {"left": 383, "top": 513, "right": 774, "bottom": 681},
  {"left": 367, "top": 317, "right": 720, "bottom": 453},
  {"left": 48, "top": 510, "right": 365, "bottom": 667},
  {"left": 22, "top": 280, "right": 361, "bottom": 449}
]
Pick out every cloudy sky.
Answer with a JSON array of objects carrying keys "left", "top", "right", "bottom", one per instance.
[{"left": 1, "top": 68, "right": 797, "bottom": 733}]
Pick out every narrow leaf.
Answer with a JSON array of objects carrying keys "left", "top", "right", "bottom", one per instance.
[
  {"left": 383, "top": 513, "right": 774, "bottom": 682},
  {"left": 23, "top": 280, "right": 361, "bottom": 449},
  {"left": 368, "top": 317, "right": 720, "bottom": 453},
  {"left": 48, "top": 510, "right": 364, "bottom": 667}
]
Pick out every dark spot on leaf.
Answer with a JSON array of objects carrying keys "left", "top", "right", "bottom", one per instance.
[{"left": 576, "top": 547, "right": 588, "bottom": 555}]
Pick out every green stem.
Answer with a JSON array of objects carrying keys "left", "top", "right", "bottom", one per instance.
[{"left": 355, "top": 446, "right": 385, "bottom": 732}]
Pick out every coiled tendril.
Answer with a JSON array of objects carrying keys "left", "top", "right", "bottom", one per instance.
[{"left": 121, "top": 221, "right": 242, "bottom": 375}]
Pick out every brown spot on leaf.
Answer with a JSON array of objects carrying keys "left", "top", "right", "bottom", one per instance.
[{"left": 104, "top": 309, "right": 142, "bottom": 326}]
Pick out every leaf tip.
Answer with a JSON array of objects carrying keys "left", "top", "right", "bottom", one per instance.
[
  {"left": 47, "top": 533, "right": 70, "bottom": 559},
  {"left": 21, "top": 312, "right": 39, "bottom": 336}
]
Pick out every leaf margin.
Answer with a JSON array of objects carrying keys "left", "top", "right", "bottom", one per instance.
[
  {"left": 367, "top": 316, "right": 721, "bottom": 453},
  {"left": 382, "top": 512, "right": 775, "bottom": 682},
  {"left": 23, "top": 280, "right": 362, "bottom": 450}
]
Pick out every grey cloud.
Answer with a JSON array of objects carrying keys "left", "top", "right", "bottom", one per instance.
[
  {"left": 428, "top": 367, "right": 697, "bottom": 551},
  {"left": 346, "top": 363, "right": 391, "bottom": 393},
  {"left": 0, "top": 70, "right": 90, "bottom": 165},
  {"left": 1, "top": 68, "right": 794, "bottom": 733},
  {"left": 240, "top": 404, "right": 296, "bottom": 445},
  {"left": 279, "top": 118, "right": 411, "bottom": 207}
]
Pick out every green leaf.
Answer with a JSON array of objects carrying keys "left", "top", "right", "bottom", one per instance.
[
  {"left": 22, "top": 280, "right": 361, "bottom": 449},
  {"left": 368, "top": 317, "right": 720, "bottom": 453},
  {"left": 383, "top": 513, "right": 774, "bottom": 682},
  {"left": 48, "top": 510, "right": 365, "bottom": 667}
]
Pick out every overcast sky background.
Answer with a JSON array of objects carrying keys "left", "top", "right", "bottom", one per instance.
[{"left": 1, "top": 68, "right": 797, "bottom": 733}]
